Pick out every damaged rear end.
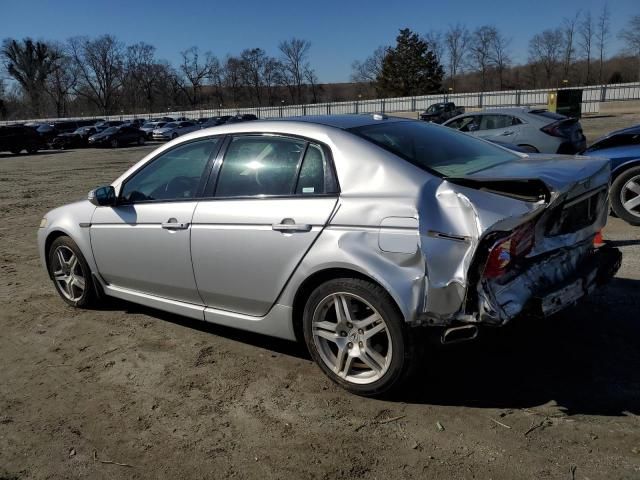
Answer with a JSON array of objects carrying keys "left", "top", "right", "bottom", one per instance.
[{"left": 419, "top": 155, "right": 621, "bottom": 334}]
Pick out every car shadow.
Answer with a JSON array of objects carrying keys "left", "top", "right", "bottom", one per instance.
[
  {"left": 0, "top": 150, "right": 66, "bottom": 159},
  {"left": 403, "top": 277, "right": 640, "bottom": 416},
  {"left": 609, "top": 239, "right": 640, "bottom": 247},
  {"left": 99, "top": 277, "right": 640, "bottom": 416}
]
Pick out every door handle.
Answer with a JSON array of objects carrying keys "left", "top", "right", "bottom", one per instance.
[
  {"left": 500, "top": 130, "right": 514, "bottom": 136},
  {"left": 272, "top": 219, "right": 312, "bottom": 232},
  {"left": 162, "top": 219, "right": 189, "bottom": 230}
]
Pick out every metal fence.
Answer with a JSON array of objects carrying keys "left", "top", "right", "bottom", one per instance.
[{"left": 4, "top": 82, "right": 640, "bottom": 125}]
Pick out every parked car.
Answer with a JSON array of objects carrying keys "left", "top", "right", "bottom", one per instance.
[
  {"left": 419, "top": 102, "right": 465, "bottom": 123},
  {"left": 152, "top": 121, "right": 199, "bottom": 140},
  {"left": 51, "top": 126, "right": 98, "bottom": 149},
  {"left": 140, "top": 121, "right": 168, "bottom": 139},
  {"left": 199, "top": 116, "right": 232, "bottom": 129},
  {"left": 444, "top": 108, "right": 586, "bottom": 154},
  {"left": 87, "top": 125, "right": 146, "bottom": 148},
  {"left": 94, "top": 120, "right": 125, "bottom": 133},
  {"left": 0, "top": 124, "right": 43, "bottom": 154},
  {"left": 37, "top": 115, "right": 621, "bottom": 395},
  {"left": 581, "top": 124, "right": 640, "bottom": 225},
  {"left": 224, "top": 114, "right": 258, "bottom": 124}
]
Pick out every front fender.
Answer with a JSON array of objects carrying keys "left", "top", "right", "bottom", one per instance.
[{"left": 37, "top": 200, "right": 97, "bottom": 275}]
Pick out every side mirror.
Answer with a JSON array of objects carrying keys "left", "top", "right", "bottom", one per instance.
[{"left": 88, "top": 186, "right": 116, "bottom": 206}]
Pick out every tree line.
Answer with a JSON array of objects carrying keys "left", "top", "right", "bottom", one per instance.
[
  {"left": 1, "top": 6, "right": 639, "bottom": 120},
  {"left": 353, "top": 7, "right": 640, "bottom": 96},
  {"left": 0, "top": 35, "right": 319, "bottom": 119}
]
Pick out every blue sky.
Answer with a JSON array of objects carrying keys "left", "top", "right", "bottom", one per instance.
[{"left": 2, "top": 0, "right": 638, "bottom": 83}]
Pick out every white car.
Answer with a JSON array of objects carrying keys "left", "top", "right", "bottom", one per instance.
[{"left": 152, "top": 121, "right": 199, "bottom": 141}]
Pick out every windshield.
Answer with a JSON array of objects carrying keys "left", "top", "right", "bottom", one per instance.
[
  {"left": 426, "top": 104, "right": 444, "bottom": 113},
  {"left": 103, "top": 127, "right": 118, "bottom": 134},
  {"left": 351, "top": 121, "right": 519, "bottom": 177},
  {"left": 163, "top": 122, "right": 177, "bottom": 129}
]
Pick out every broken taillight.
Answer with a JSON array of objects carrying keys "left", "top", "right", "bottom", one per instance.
[{"left": 483, "top": 222, "right": 535, "bottom": 278}]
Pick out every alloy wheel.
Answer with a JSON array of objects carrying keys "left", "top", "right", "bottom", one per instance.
[
  {"left": 52, "top": 245, "right": 86, "bottom": 302},
  {"left": 311, "top": 292, "right": 392, "bottom": 385},
  {"left": 621, "top": 174, "right": 640, "bottom": 219}
]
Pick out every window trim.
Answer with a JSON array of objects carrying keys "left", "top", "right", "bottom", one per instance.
[
  {"left": 200, "top": 132, "right": 340, "bottom": 200},
  {"left": 117, "top": 135, "right": 225, "bottom": 206}
]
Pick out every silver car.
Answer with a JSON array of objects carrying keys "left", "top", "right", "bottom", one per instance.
[
  {"left": 443, "top": 107, "right": 586, "bottom": 154},
  {"left": 152, "top": 121, "right": 199, "bottom": 141},
  {"left": 37, "top": 115, "right": 620, "bottom": 395}
]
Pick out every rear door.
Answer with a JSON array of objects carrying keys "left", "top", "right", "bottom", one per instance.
[
  {"left": 476, "top": 114, "right": 521, "bottom": 144},
  {"left": 191, "top": 134, "right": 339, "bottom": 316}
]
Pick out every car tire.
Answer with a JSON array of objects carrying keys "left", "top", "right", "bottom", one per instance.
[
  {"left": 610, "top": 166, "right": 640, "bottom": 226},
  {"left": 47, "top": 236, "right": 97, "bottom": 308},
  {"left": 10, "top": 147, "right": 22, "bottom": 154},
  {"left": 110, "top": 139, "right": 119, "bottom": 148},
  {"left": 27, "top": 146, "right": 38, "bottom": 154},
  {"left": 137, "top": 136, "right": 145, "bottom": 145},
  {"left": 302, "top": 277, "right": 417, "bottom": 397}
]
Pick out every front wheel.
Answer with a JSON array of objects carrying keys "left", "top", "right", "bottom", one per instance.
[
  {"left": 611, "top": 166, "right": 640, "bottom": 226},
  {"left": 48, "top": 236, "right": 97, "bottom": 308},
  {"left": 303, "top": 278, "right": 416, "bottom": 396}
]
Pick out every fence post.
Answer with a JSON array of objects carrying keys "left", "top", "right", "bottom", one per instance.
[
  {"left": 411, "top": 97, "right": 416, "bottom": 112},
  {"left": 600, "top": 85, "right": 607, "bottom": 102},
  {"left": 354, "top": 101, "right": 358, "bottom": 114},
  {"left": 478, "top": 93, "right": 483, "bottom": 109},
  {"left": 381, "top": 99, "right": 386, "bottom": 113},
  {"left": 516, "top": 91, "right": 521, "bottom": 106}
]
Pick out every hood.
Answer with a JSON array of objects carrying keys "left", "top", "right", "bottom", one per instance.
[{"left": 89, "top": 131, "right": 113, "bottom": 140}]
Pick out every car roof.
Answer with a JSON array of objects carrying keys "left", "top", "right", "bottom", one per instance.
[{"left": 278, "top": 114, "right": 410, "bottom": 130}]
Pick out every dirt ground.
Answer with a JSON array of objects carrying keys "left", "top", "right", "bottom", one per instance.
[{"left": 1, "top": 115, "right": 640, "bottom": 479}]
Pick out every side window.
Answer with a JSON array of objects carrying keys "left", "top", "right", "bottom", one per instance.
[
  {"left": 295, "top": 144, "right": 338, "bottom": 195},
  {"left": 511, "top": 116, "right": 523, "bottom": 126},
  {"left": 215, "top": 136, "right": 305, "bottom": 197},
  {"left": 453, "top": 116, "right": 479, "bottom": 132},
  {"left": 480, "top": 115, "right": 511, "bottom": 130},
  {"left": 121, "top": 139, "right": 218, "bottom": 203}
]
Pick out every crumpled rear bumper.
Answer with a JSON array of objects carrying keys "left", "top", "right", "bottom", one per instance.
[{"left": 476, "top": 243, "right": 621, "bottom": 325}]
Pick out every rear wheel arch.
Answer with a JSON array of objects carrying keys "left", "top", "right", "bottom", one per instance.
[{"left": 291, "top": 267, "right": 404, "bottom": 344}]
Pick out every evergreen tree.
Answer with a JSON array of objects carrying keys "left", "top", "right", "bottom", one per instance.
[{"left": 377, "top": 28, "right": 444, "bottom": 97}]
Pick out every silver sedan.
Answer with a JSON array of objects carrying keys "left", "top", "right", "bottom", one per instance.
[{"left": 37, "top": 115, "right": 620, "bottom": 395}]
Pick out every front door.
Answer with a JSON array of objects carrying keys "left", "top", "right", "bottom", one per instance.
[
  {"left": 90, "top": 138, "right": 221, "bottom": 304},
  {"left": 191, "top": 135, "right": 339, "bottom": 316}
]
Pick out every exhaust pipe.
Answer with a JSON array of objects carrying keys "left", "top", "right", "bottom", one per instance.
[{"left": 441, "top": 325, "right": 479, "bottom": 344}]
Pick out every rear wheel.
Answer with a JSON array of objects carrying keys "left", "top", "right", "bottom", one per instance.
[
  {"left": 48, "top": 236, "right": 97, "bottom": 308},
  {"left": 611, "top": 166, "right": 640, "bottom": 226},
  {"left": 303, "top": 278, "right": 416, "bottom": 396},
  {"left": 10, "top": 147, "right": 22, "bottom": 154}
]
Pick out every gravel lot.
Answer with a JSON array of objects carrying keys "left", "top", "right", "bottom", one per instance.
[{"left": 1, "top": 115, "right": 639, "bottom": 479}]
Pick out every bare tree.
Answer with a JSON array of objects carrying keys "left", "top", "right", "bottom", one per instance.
[
  {"left": 262, "top": 57, "right": 283, "bottom": 106},
  {"left": 619, "top": 14, "right": 640, "bottom": 81},
  {"left": 489, "top": 29, "right": 511, "bottom": 90},
  {"left": 223, "top": 55, "right": 243, "bottom": 107},
  {"left": 445, "top": 24, "right": 470, "bottom": 91},
  {"left": 239, "top": 48, "right": 266, "bottom": 106},
  {"left": 68, "top": 35, "right": 124, "bottom": 115},
  {"left": 278, "top": 38, "right": 311, "bottom": 104},
  {"left": 424, "top": 30, "right": 445, "bottom": 64},
  {"left": 578, "top": 11, "right": 594, "bottom": 84},
  {"left": 124, "top": 42, "right": 160, "bottom": 113},
  {"left": 46, "top": 43, "right": 77, "bottom": 117},
  {"left": 529, "top": 28, "right": 564, "bottom": 86},
  {"left": 562, "top": 12, "right": 581, "bottom": 81},
  {"left": 304, "top": 66, "right": 320, "bottom": 103},
  {"left": 468, "top": 26, "right": 497, "bottom": 91},
  {"left": 179, "top": 46, "right": 216, "bottom": 107},
  {"left": 596, "top": 2, "right": 611, "bottom": 84},
  {"left": 350, "top": 46, "right": 387, "bottom": 92},
  {"left": 1, "top": 38, "right": 59, "bottom": 116}
]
